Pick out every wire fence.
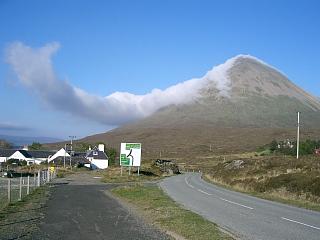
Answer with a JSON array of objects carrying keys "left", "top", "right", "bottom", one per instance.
[{"left": 0, "top": 169, "right": 56, "bottom": 210}]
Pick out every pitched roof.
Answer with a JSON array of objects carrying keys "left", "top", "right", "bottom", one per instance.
[
  {"left": 0, "top": 149, "right": 16, "bottom": 157},
  {"left": 71, "top": 152, "right": 88, "bottom": 162},
  {"left": 86, "top": 150, "right": 108, "bottom": 160},
  {"left": 73, "top": 152, "right": 87, "bottom": 157},
  {"left": 0, "top": 149, "right": 90, "bottom": 161},
  {"left": 0, "top": 149, "right": 57, "bottom": 159},
  {"left": 18, "top": 150, "right": 32, "bottom": 158},
  {"left": 28, "top": 150, "right": 55, "bottom": 158}
]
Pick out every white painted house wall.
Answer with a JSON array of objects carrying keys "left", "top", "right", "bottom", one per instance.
[
  {"left": 6, "top": 151, "right": 47, "bottom": 165},
  {"left": 8, "top": 151, "right": 37, "bottom": 165},
  {"left": 90, "top": 159, "right": 108, "bottom": 169},
  {"left": 9, "top": 151, "right": 30, "bottom": 161},
  {"left": 0, "top": 157, "right": 7, "bottom": 163}
]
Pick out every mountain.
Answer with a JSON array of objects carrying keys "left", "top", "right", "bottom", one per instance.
[
  {"left": 80, "top": 56, "right": 320, "bottom": 159},
  {"left": 0, "top": 134, "right": 63, "bottom": 147}
]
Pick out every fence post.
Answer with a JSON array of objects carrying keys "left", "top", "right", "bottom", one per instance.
[
  {"left": 47, "top": 168, "right": 50, "bottom": 182},
  {"left": 8, "top": 179, "right": 11, "bottom": 203},
  {"left": 37, "top": 170, "right": 40, "bottom": 187},
  {"left": 27, "top": 175, "right": 30, "bottom": 195},
  {"left": 19, "top": 177, "right": 22, "bottom": 200}
]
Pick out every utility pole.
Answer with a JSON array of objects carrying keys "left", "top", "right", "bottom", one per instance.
[
  {"left": 64, "top": 143, "right": 66, "bottom": 168},
  {"left": 296, "top": 111, "right": 300, "bottom": 159},
  {"left": 69, "top": 136, "right": 76, "bottom": 168},
  {"left": 69, "top": 136, "right": 76, "bottom": 152}
]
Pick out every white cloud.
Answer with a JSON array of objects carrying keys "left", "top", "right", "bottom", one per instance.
[{"left": 5, "top": 42, "right": 239, "bottom": 125}]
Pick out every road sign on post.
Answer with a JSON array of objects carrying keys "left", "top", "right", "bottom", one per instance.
[
  {"left": 120, "top": 143, "right": 141, "bottom": 166},
  {"left": 120, "top": 143, "right": 142, "bottom": 175}
]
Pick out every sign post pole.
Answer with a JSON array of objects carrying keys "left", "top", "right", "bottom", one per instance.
[{"left": 137, "top": 166, "right": 140, "bottom": 176}]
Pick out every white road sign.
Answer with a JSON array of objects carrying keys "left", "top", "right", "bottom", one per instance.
[{"left": 120, "top": 143, "right": 141, "bottom": 167}]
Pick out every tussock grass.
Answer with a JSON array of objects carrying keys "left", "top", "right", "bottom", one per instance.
[
  {"left": 204, "top": 155, "right": 320, "bottom": 211},
  {"left": 56, "top": 168, "right": 75, "bottom": 178},
  {"left": 0, "top": 186, "right": 49, "bottom": 239},
  {"left": 112, "top": 185, "right": 233, "bottom": 240},
  {"left": 99, "top": 164, "right": 165, "bottom": 183}
]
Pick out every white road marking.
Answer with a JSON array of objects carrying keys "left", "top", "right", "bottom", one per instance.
[
  {"left": 219, "top": 197, "right": 254, "bottom": 210},
  {"left": 281, "top": 217, "right": 320, "bottom": 231},
  {"left": 184, "top": 177, "right": 194, "bottom": 189},
  {"left": 197, "top": 189, "right": 212, "bottom": 195}
]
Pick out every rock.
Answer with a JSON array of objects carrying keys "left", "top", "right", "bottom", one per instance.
[
  {"left": 224, "top": 160, "right": 245, "bottom": 170},
  {"left": 154, "top": 159, "right": 180, "bottom": 175}
]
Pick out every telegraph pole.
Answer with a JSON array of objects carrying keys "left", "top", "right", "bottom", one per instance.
[
  {"left": 296, "top": 112, "right": 300, "bottom": 159},
  {"left": 69, "top": 136, "right": 76, "bottom": 168},
  {"left": 64, "top": 143, "right": 66, "bottom": 168},
  {"left": 69, "top": 136, "right": 76, "bottom": 152}
]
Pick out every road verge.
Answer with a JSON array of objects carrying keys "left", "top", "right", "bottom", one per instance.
[
  {"left": 0, "top": 185, "right": 49, "bottom": 239},
  {"left": 111, "top": 184, "right": 233, "bottom": 240},
  {"left": 203, "top": 174, "right": 320, "bottom": 212}
]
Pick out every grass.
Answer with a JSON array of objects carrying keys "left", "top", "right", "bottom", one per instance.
[
  {"left": 1, "top": 186, "right": 48, "bottom": 214},
  {"left": 55, "top": 167, "right": 76, "bottom": 178},
  {"left": 99, "top": 165, "right": 165, "bottom": 183},
  {"left": 203, "top": 154, "right": 320, "bottom": 211},
  {"left": 112, "top": 185, "right": 233, "bottom": 240},
  {"left": 0, "top": 185, "right": 49, "bottom": 239},
  {"left": 204, "top": 174, "right": 320, "bottom": 212}
]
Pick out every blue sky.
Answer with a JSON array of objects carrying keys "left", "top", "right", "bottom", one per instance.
[{"left": 0, "top": 0, "right": 320, "bottom": 140}]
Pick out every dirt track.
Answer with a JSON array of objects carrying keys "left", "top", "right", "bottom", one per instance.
[{"left": 34, "top": 173, "right": 170, "bottom": 240}]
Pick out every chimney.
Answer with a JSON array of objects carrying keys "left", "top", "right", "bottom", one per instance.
[
  {"left": 23, "top": 145, "right": 28, "bottom": 150},
  {"left": 88, "top": 146, "right": 92, "bottom": 151},
  {"left": 98, "top": 144, "right": 105, "bottom": 152}
]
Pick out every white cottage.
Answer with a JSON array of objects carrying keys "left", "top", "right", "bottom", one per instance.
[
  {"left": 86, "top": 144, "right": 108, "bottom": 169},
  {"left": 0, "top": 148, "right": 61, "bottom": 165}
]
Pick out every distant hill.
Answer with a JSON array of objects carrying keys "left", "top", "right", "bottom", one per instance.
[
  {"left": 0, "top": 134, "right": 63, "bottom": 147},
  {"left": 69, "top": 56, "right": 320, "bottom": 160}
]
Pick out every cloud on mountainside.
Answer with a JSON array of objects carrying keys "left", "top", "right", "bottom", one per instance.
[{"left": 5, "top": 42, "right": 234, "bottom": 125}]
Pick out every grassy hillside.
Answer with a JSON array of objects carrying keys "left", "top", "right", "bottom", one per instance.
[{"left": 78, "top": 127, "right": 320, "bottom": 161}]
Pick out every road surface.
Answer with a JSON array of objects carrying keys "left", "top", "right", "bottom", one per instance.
[
  {"left": 160, "top": 173, "right": 320, "bottom": 240},
  {"left": 35, "top": 173, "right": 169, "bottom": 240}
]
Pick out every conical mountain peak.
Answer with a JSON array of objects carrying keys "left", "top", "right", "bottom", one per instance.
[{"left": 81, "top": 55, "right": 320, "bottom": 156}]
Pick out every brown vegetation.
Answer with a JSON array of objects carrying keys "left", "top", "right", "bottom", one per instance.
[
  {"left": 48, "top": 127, "right": 320, "bottom": 162},
  {"left": 203, "top": 155, "right": 320, "bottom": 209}
]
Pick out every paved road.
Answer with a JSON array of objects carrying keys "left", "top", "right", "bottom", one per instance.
[
  {"left": 160, "top": 173, "right": 320, "bottom": 240},
  {"left": 36, "top": 173, "right": 169, "bottom": 240}
]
